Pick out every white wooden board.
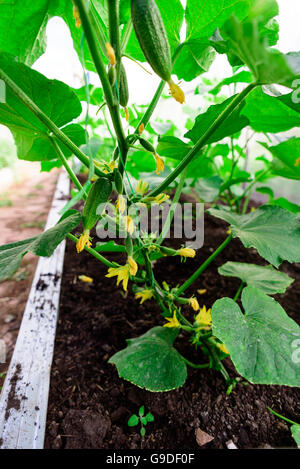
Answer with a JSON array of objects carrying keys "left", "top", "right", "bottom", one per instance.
[{"left": 0, "top": 171, "right": 70, "bottom": 449}]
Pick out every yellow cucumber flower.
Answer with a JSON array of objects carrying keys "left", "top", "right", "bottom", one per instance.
[
  {"left": 135, "top": 289, "right": 153, "bottom": 304},
  {"left": 295, "top": 157, "right": 300, "bottom": 167},
  {"left": 195, "top": 305, "right": 212, "bottom": 329},
  {"left": 154, "top": 193, "right": 169, "bottom": 205},
  {"left": 116, "top": 194, "right": 126, "bottom": 214},
  {"left": 136, "top": 180, "right": 149, "bottom": 195},
  {"left": 127, "top": 256, "right": 138, "bottom": 276},
  {"left": 168, "top": 79, "right": 185, "bottom": 104},
  {"left": 217, "top": 342, "right": 229, "bottom": 355},
  {"left": 105, "top": 42, "right": 116, "bottom": 66},
  {"left": 189, "top": 297, "right": 200, "bottom": 312},
  {"left": 106, "top": 257, "right": 138, "bottom": 291},
  {"left": 76, "top": 230, "right": 92, "bottom": 253},
  {"left": 73, "top": 6, "right": 81, "bottom": 28},
  {"left": 138, "top": 123, "right": 145, "bottom": 134},
  {"left": 197, "top": 289, "right": 207, "bottom": 295},
  {"left": 153, "top": 153, "right": 164, "bottom": 175},
  {"left": 177, "top": 247, "right": 196, "bottom": 258},
  {"left": 125, "top": 215, "right": 134, "bottom": 235},
  {"left": 163, "top": 311, "right": 181, "bottom": 328},
  {"left": 124, "top": 107, "right": 129, "bottom": 122},
  {"left": 78, "top": 275, "right": 93, "bottom": 283}
]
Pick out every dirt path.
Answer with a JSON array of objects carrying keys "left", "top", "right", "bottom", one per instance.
[{"left": 0, "top": 167, "right": 59, "bottom": 382}]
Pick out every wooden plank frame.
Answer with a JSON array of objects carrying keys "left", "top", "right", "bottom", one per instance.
[{"left": 0, "top": 171, "right": 70, "bottom": 449}]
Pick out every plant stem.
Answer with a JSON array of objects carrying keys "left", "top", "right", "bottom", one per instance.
[
  {"left": 145, "top": 83, "right": 257, "bottom": 199},
  {"left": 267, "top": 407, "right": 298, "bottom": 426},
  {"left": 157, "top": 166, "right": 187, "bottom": 244},
  {"left": 204, "top": 338, "right": 231, "bottom": 383},
  {"left": 177, "top": 235, "right": 233, "bottom": 296},
  {"left": 241, "top": 168, "right": 270, "bottom": 214},
  {"left": 51, "top": 137, "right": 86, "bottom": 196},
  {"left": 0, "top": 67, "right": 105, "bottom": 178},
  {"left": 182, "top": 357, "right": 210, "bottom": 369},
  {"left": 74, "top": 0, "right": 127, "bottom": 162},
  {"left": 233, "top": 281, "right": 245, "bottom": 302},
  {"left": 67, "top": 233, "right": 118, "bottom": 268}
]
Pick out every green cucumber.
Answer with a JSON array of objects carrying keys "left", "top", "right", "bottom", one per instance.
[
  {"left": 108, "top": 66, "right": 116, "bottom": 86},
  {"left": 119, "top": 62, "right": 129, "bottom": 108},
  {"left": 139, "top": 137, "right": 155, "bottom": 154},
  {"left": 131, "top": 0, "right": 172, "bottom": 82},
  {"left": 83, "top": 177, "right": 112, "bottom": 230},
  {"left": 114, "top": 168, "right": 124, "bottom": 194}
]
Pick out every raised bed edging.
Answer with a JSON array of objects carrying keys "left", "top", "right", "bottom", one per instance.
[{"left": 0, "top": 171, "right": 70, "bottom": 449}]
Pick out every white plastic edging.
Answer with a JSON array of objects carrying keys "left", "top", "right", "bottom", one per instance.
[{"left": 0, "top": 170, "right": 70, "bottom": 449}]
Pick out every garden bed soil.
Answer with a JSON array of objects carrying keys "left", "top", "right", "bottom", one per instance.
[{"left": 45, "top": 204, "right": 300, "bottom": 449}]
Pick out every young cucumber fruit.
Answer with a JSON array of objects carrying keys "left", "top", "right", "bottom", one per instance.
[
  {"left": 119, "top": 62, "right": 129, "bottom": 108},
  {"left": 131, "top": 0, "right": 172, "bottom": 82},
  {"left": 83, "top": 177, "right": 112, "bottom": 230},
  {"left": 131, "top": 0, "right": 185, "bottom": 103}
]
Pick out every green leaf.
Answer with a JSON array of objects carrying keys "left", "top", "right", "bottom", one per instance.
[
  {"left": 0, "top": 53, "right": 85, "bottom": 161},
  {"left": 157, "top": 137, "right": 193, "bottom": 161},
  {"left": 140, "top": 427, "right": 146, "bottom": 438},
  {"left": 243, "top": 88, "right": 300, "bottom": 133},
  {"left": 212, "top": 286, "right": 300, "bottom": 386},
  {"left": 0, "top": 0, "right": 55, "bottom": 65},
  {"left": 291, "top": 425, "right": 300, "bottom": 448},
  {"left": 269, "top": 198, "right": 300, "bottom": 215},
  {"left": 208, "top": 205, "right": 300, "bottom": 267},
  {"left": 139, "top": 406, "right": 145, "bottom": 417},
  {"left": 0, "top": 212, "right": 82, "bottom": 282},
  {"left": 219, "top": 262, "right": 294, "bottom": 295},
  {"left": 173, "top": 41, "right": 215, "bottom": 82},
  {"left": 185, "top": 0, "right": 251, "bottom": 41},
  {"left": 73, "top": 85, "right": 104, "bottom": 106},
  {"left": 140, "top": 417, "right": 148, "bottom": 426},
  {"left": 194, "top": 176, "right": 223, "bottom": 203},
  {"left": 146, "top": 412, "right": 154, "bottom": 423},
  {"left": 185, "top": 96, "right": 249, "bottom": 145},
  {"left": 261, "top": 139, "right": 300, "bottom": 181},
  {"left": 108, "top": 326, "right": 187, "bottom": 392},
  {"left": 221, "top": 15, "right": 297, "bottom": 86},
  {"left": 128, "top": 415, "right": 139, "bottom": 427}
]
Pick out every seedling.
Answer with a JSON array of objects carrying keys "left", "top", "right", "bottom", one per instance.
[{"left": 127, "top": 406, "right": 154, "bottom": 438}]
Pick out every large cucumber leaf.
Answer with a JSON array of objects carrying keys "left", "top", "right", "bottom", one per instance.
[
  {"left": 219, "top": 262, "right": 294, "bottom": 295},
  {"left": 185, "top": 95, "right": 249, "bottom": 145},
  {"left": 243, "top": 88, "right": 300, "bottom": 133},
  {"left": 0, "top": 211, "right": 82, "bottom": 282},
  {"left": 0, "top": 53, "right": 86, "bottom": 161},
  {"left": 109, "top": 326, "right": 187, "bottom": 392},
  {"left": 212, "top": 286, "right": 300, "bottom": 386},
  {"left": 208, "top": 205, "right": 300, "bottom": 267}
]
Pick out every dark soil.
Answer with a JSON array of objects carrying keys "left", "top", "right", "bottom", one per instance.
[{"left": 45, "top": 205, "right": 300, "bottom": 449}]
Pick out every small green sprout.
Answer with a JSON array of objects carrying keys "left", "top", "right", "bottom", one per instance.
[{"left": 127, "top": 406, "right": 154, "bottom": 438}]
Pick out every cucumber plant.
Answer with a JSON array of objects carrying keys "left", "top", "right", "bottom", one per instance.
[{"left": 0, "top": 0, "right": 300, "bottom": 396}]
